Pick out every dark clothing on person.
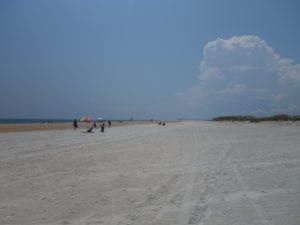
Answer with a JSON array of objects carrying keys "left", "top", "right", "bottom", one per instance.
[
  {"left": 100, "top": 123, "right": 105, "bottom": 132},
  {"left": 73, "top": 119, "right": 78, "bottom": 129},
  {"left": 87, "top": 127, "right": 93, "bottom": 133},
  {"left": 108, "top": 120, "right": 111, "bottom": 126}
]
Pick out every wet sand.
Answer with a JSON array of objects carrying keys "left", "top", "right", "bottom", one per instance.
[{"left": 0, "top": 121, "right": 299, "bottom": 225}]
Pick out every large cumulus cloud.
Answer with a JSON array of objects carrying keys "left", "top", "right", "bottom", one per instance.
[{"left": 178, "top": 35, "right": 300, "bottom": 118}]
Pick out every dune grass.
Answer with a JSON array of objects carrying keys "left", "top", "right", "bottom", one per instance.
[{"left": 212, "top": 114, "right": 300, "bottom": 122}]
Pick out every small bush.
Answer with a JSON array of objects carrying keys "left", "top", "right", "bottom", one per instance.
[{"left": 213, "top": 114, "right": 300, "bottom": 122}]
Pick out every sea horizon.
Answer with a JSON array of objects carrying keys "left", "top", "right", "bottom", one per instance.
[{"left": 0, "top": 118, "right": 74, "bottom": 124}]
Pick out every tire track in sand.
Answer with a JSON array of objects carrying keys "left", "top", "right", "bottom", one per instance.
[
  {"left": 117, "top": 174, "right": 180, "bottom": 225},
  {"left": 181, "top": 127, "right": 233, "bottom": 225}
]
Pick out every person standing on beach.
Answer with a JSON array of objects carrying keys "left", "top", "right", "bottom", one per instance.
[
  {"left": 100, "top": 123, "right": 105, "bottom": 132},
  {"left": 73, "top": 119, "right": 78, "bottom": 130},
  {"left": 108, "top": 120, "right": 111, "bottom": 127}
]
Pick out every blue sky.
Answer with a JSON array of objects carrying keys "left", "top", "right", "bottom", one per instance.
[{"left": 1, "top": 0, "right": 300, "bottom": 119}]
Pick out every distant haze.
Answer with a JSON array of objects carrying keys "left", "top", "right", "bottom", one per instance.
[{"left": 1, "top": 0, "right": 300, "bottom": 120}]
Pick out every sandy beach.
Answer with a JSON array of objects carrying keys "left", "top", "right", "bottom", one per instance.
[
  {"left": 0, "top": 121, "right": 159, "bottom": 133},
  {"left": 0, "top": 121, "right": 299, "bottom": 225}
]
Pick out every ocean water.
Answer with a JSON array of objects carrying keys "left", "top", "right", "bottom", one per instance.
[{"left": 0, "top": 118, "right": 73, "bottom": 124}]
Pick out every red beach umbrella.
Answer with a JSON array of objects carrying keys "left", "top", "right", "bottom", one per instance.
[{"left": 80, "top": 116, "right": 92, "bottom": 122}]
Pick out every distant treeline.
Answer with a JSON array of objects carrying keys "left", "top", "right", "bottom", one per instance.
[{"left": 212, "top": 114, "right": 300, "bottom": 122}]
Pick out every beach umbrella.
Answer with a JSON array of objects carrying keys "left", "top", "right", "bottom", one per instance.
[
  {"left": 97, "top": 117, "right": 104, "bottom": 121},
  {"left": 80, "top": 116, "right": 92, "bottom": 122}
]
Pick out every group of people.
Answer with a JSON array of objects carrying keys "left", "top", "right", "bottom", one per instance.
[
  {"left": 73, "top": 119, "right": 112, "bottom": 133},
  {"left": 158, "top": 121, "right": 166, "bottom": 126}
]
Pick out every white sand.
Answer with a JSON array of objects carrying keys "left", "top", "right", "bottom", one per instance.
[{"left": 0, "top": 121, "right": 300, "bottom": 225}]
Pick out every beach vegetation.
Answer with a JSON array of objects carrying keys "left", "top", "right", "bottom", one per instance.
[{"left": 212, "top": 114, "right": 300, "bottom": 122}]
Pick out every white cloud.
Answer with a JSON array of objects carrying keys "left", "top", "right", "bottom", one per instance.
[
  {"left": 220, "top": 84, "right": 246, "bottom": 96},
  {"left": 278, "top": 61, "right": 300, "bottom": 81},
  {"left": 228, "top": 65, "right": 255, "bottom": 72},
  {"left": 198, "top": 35, "right": 300, "bottom": 82},
  {"left": 178, "top": 35, "right": 300, "bottom": 118},
  {"left": 198, "top": 64, "right": 223, "bottom": 80}
]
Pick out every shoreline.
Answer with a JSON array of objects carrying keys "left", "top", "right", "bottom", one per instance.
[{"left": 0, "top": 120, "right": 174, "bottom": 133}]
